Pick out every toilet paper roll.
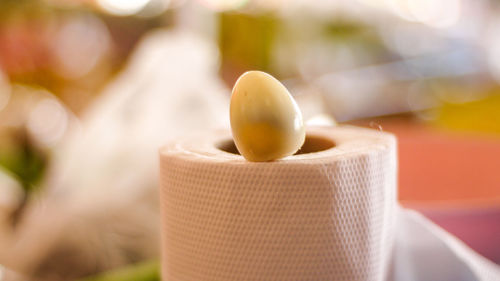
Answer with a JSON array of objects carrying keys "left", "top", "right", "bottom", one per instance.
[{"left": 159, "top": 126, "right": 397, "bottom": 281}]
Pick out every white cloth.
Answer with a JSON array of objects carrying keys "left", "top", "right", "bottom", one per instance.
[{"left": 391, "top": 208, "right": 500, "bottom": 281}]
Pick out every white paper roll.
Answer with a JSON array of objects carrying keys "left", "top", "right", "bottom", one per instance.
[{"left": 159, "top": 126, "right": 397, "bottom": 281}]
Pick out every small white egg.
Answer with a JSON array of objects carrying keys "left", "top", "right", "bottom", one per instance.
[{"left": 230, "top": 71, "right": 305, "bottom": 162}]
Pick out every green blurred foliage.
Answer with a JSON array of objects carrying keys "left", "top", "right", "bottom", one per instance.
[
  {"left": 321, "top": 19, "right": 387, "bottom": 58},
  {"left": 0, "top": 131, "right": 46, "bottom": 193},
  {"left": 79, "top": 260, "right": 160, "bottom": 281},
  {"left": 323, "top": 20, "right": 370, "bottom": 39},
  {"left": 218, "top": 11, "right": 278, "bottom": 83}
]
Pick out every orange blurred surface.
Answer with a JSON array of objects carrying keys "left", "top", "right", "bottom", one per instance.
[{"left": 351, "top": 117, "right": 500, "bottom": 207}]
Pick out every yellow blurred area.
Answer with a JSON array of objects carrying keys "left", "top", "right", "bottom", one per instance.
[{"left": 437, "top": 92, "right": 500, "bottom": 135}]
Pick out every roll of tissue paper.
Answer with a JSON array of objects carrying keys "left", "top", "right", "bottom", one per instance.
[{"left": 159, "top": 126, "right": 397, "bottom": 281}]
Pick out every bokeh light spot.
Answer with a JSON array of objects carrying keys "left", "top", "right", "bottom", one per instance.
[
  {"left": 27, "top": 98, "right": 68, "bottom": 147},
  {"left": 97, "top": 0, "right": 151, "bottom": 16}
]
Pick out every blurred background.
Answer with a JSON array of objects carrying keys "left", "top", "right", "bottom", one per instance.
[{"left": 0, "top": 0, "right": 499, "bottom": 280}]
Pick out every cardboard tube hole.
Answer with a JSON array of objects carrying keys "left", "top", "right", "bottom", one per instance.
[{"left": 217, "top": 135, "right": 335, "bottom": 156}]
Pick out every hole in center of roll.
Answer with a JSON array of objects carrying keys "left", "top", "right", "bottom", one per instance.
[{"left": 217, "top": 135, "right": 336, "bottom": 155}]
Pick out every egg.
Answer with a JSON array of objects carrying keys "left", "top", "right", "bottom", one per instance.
[{"left": 230, "top": 71, "right": 305, "bottom": 162}]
